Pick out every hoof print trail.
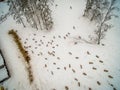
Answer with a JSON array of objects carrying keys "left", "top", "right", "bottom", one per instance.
[
  {"left": 51, "top": 71, "right": 54, "bottom": 75},
  {"left": 96, "top": 55, "right": 99, "bottom": 58},
  {"left": 83, "top": 72, "right": 87, "bottom": 76},
  {"left": 64, "top": 67, "right": 66, "bottom": 70},
  {"left": 69, "top": 64, "right": 71, "bottom": 68},
  {"left": 97, "top": 81, "right": 101, "bottom": 85},
  {"left": 74, "top": 78, "right": 78, "bottom": 81},
  {"left": 92, "top": 67, "right": 97, "bottom": 70},
  {"left": 104, "top": 69, "right": 108, "bottom": 72},
  {"left": 108, "top": 75, "right": 113, "bottom": 79},
  {"left": 45, "top": 64, "right": 47, "bottom": 67},
  {"left": 99, "top": 60, "right": 103, "bottom": 63},
  {"left": 80, "top": 64, "right": 82, "bottom": 69},
  {"left": 68, "top": 52, "right": 72, "bottom": 55},
  {"left": 72, "top": 69, "right": 76, "bottom": 73},
  {"left": 57, "top": 67, "right": 60, "bottom": 69},
  {"left": 87, "top": 51, "right": 90, "bottom": 55},
  {"left": 78, "top": 82, "right": 80, "bottom": 87},
  {"left": 89, "top": 62, "right": 93, "bottom": 64},
  {"left": 89, "top": 87, "right": 92, "bottom": 90},
  {"left": 75, "top": 57, "right": 79, "bottom": 59},
  {"left": 65, "top": 86, "right": 69, "bottom": 90}
]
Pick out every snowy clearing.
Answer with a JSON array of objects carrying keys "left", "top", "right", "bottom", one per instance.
[{"left": 0, "top": 0, "right": 120, "bottom": 90}]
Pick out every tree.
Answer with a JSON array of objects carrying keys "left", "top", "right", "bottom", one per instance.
[
  {"left": 83, "top": 0, "right": 119, "bottom": 45},
  {"left": 83, "top": 0, "right": 95, "bottom": 17},
  {"left": 8, "top": 0, "right": 26, "bottom": 27},
  {"left": 96, "top": 0, "right": 119, "bottom": 44},
  {"left": 5, "top": 0, "right": 54, "bottom": 30},
  {"left": 0, "top": 12, "right": 10, "bottom": 24},
  {"left": 36, "top": 0, "right": 53, "bottom": 30}
]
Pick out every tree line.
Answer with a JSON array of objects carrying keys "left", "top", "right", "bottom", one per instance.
[
  {"left": 1, "top": 0, "right": 54, "bottom": 30},
  {"left": 0, "top": 0, "right": 119, "bottom": 45}
]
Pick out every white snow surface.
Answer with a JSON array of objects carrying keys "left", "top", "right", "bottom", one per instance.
[
  {"left": 0, "top": 0, "right": 120, "bottom": 90},
  {"left": 0, "top": 68, "right": 8, "bottom": 82},
  {"left": 0, "top": 53, "right": 4, "bottom": 66}
]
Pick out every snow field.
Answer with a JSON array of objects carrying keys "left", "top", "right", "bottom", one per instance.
[{"left": 0, "top": 0, "right": 120, "bottom": 90}]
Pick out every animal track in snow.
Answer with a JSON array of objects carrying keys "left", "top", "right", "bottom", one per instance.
[
  {"left": 97, "top": 81, "right": 101, "bottom": 85},
  {"left": 65, "top": 86, "right": 69, "bottom": 90},
  {"left": 18, "top": 31, "right": 118, "bottom": 90},
  {"left": 78, "top": 82, "right": 80, "bottom": 87}
]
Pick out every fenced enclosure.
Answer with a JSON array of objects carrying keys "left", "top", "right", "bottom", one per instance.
[{"left": 0, "top": 50, "right": 10, "bottom": 83}]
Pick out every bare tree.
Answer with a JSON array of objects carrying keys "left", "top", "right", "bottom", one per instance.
[
  {"left": 5, "top": 0, "right": 53, "bottom": 30},
  {"left": 83, "top": 0, "right": 119, "bottom": 45},
  {"left": 96, "top": 0, "right": 119, "bottom": 44},
  {"left": 36, "top": 0, "right": 53, "bottom": 30},
  {"left": 8, "top": 0, "right": 26, "bottom": 27},
  {"left": 83, "top": 0, "right": 95, "bottom": 17},
  {"left": 0, "top": 12, "right": 10, "bottom": 24}
]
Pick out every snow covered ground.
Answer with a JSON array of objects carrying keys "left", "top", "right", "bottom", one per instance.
[{"left": 0, "top": 0, "right": 120, "bottom": 90}]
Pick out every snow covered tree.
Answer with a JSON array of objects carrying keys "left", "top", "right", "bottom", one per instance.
[
  {"left": 96, "top": 0, "right": 119, "bottom": 44},
  {"left": 6, "top": 0, "right": 53, "bottom": 30},
  {"left": 83, "top": 0, "right": 110, "bottom": 23},
  {"left": 36, "top": 0, "right": 53, "bottom": 30},
  {"left": 7, "top": 0, "right": 26, "bottom": 27},
  {"left": 83, "top": 0, "right": 95, "bottom": 17},
  {"left": 83, "top": 0, "right": 119, "bottom": 45},
  {"left": 0, "top": 12, "right": 10, "bottom": 24}
]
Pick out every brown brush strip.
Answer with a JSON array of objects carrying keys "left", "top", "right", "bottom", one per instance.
[{"left": 8, "top": 29, "right": 33, "bottom": 84}]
